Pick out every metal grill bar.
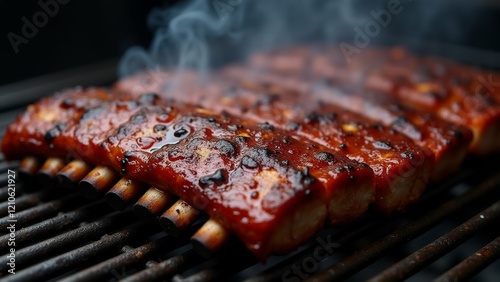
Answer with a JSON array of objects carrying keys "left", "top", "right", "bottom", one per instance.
[
  {"left": 121, "top": 249, "right": 202, "bottom": 282},
  {"left": 0, "top": 210, "right": 134, "bottom": 273},
  {"left": 175, "top": 268, "right": 220, "bottom": 282},
  {"left": 0, "top": 187, "right": 13, "bottom": 202},
  {"left": 240, "top": 216, "right": 384, "bottom": 282},
  {"left": 2, "top": 145, "right": 497, "bottom": 281},
  {"left": 0, "top": 189, "right": 59, "bottom": 218},
  {"left": 0, "top": 193, "right": 88, "bottom": 231},
  {"left": 369, "top": 200, "right": 500, "bottom": 282},
  {"left": 3, "top": 222, "right": 158, "bottom": 282},
  {"left": 0, "top": 172, "right": 10, "bottom": 186},
  {"left": 176, "top": 253, "right": 257, "bottom": 282},
  {"left": 60, "top": 228, "right": 201, "bottom": 282},
  {"left": 0, "top": 201, "right": 111, "bottom": 252},
  {"left": 241, "top": 170, "right": 478, "bottom": 282},
  {"left": 0, "top": 161, "right": 18, "bottom": 174},
  {"left": 59, "top": 240, "right": 167, "bottom": 282},
  {"left": 435, "top": 236, "right": 500, "bottom": 282},
  {"left": 0, "top": 121, "right": 500, "bottom": 281},
  {"left": 306, "top": 174, "right": 500, "bottom": 282}
]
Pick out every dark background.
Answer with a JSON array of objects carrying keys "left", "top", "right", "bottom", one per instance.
[
  {"left": 0, "top": 0, "right": 171, "bottom": 86},
  {"left": 1, "top": 0, "right": 500, "bottom": 87}
]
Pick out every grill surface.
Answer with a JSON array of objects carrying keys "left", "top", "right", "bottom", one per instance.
[{"left": 1, "top": 49, "right": 500, "bottom": 282}]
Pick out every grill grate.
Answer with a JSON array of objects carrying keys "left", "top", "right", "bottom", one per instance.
[{"left": 1, "top": 63, "right": 500, "bottom": 281}]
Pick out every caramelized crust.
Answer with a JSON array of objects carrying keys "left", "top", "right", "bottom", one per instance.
[
  {"left": 329, "top": 89, "right": 470, "bottom": 181},
  {"left": 316, "top": 88, "right": 473, "bottom": 181},
  {"left": 247, "top": 46, "right": 500, "bottom": 155},
  {"left": 115, "top": 72, "right": 433, "bottom": 214},
  {"left": 217, "top": 66, "right": 472, "bottom": 181},
  {"left": 5, "top": 45, "right": 489, "bottom": 259},
  {"left": 2, "top": 87, "right": 375, "bottom": 259},
  {"left": 114, "top": 76, "right": 378, "bottom": 225}
]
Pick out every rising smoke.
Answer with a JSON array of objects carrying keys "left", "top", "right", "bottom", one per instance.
[
  {"left": 118, "top": 0, "right": 374, "bottom": 78},
  {"left": 118, "top": 0, "right": 470, "bottom": 78}
]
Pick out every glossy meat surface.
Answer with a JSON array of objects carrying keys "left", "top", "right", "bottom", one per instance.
[
  {"left": 219, "top": 66, "right": 473, "bottom": 181},
  {"left": 317, "top": 87, "right": 473, "bottom": 181},
  {"left": 248, "top": 46, "right": 500, "bottom": 155},
  {"left": 115, "top": 72, "right": 433, "bottom": 214},
  {"left": 2, "top": 87, "right": 375, "bottom": 259},
  {"left": 115, "top": 75, "right": 378, "bottom": 224}
]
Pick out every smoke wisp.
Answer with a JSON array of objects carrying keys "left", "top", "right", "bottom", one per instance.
[{"left": 119, "top": 0, "right": 472, "bottom": 78}]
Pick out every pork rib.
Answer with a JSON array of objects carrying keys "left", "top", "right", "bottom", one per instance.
[
  {"left": 248, "top": 46, "right": 500, "bottom": 155},
  {"left": 115, "top": 72, "right": 433, "bottom": 215},
  {"left": 2, "top": 87, "right": 375, "bottom": 259}
]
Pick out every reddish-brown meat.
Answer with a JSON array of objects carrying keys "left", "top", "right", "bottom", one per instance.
[
  {"left": 248, "top": 46, "right": 500, "bottom": 155},
  {"left": 2, "top": 87, "right": 375, "bottom": 259},
  {"left": 115, "top": 72, "right": 434, "bottom": 214},
  {"left": 218, "top": 66, "right": 473, "bottom": 181},
  {"left": 314, "top": 87, "right": 473, "bottom": 181}
]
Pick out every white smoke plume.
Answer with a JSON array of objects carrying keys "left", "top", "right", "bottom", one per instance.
[
  {"left": 118, "top": 0, "right": 467, "bottom": 77},
  {"left": 118, "top": 0, "right": 374, "bottom": 78}
]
